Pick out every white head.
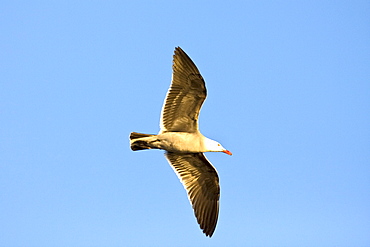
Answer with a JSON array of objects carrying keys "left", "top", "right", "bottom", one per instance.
[{"left": 204, "top": 138, "right": 232, "bottom": 155}]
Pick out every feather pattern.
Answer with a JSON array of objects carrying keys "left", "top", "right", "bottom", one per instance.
[
  {"left": 165, "top": 152, "right": 220, "bottom": 237},
  {"left": 160, "top": 47, "right": 207, "bottom": 133}
]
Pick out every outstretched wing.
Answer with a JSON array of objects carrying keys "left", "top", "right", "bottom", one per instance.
[
  {"left": 165, "top": 152, "right": 220, "bottom": 237},
  {"left": 160, "top": 47, "right": 207, "bottom": 133}
]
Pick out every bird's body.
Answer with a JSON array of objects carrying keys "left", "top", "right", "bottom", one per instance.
[
  {"left": 130, "top": 47, "right": 231, "bottom": 237},
  {"left": 131, "top": 131, "right": 227, "bottom": 153}
]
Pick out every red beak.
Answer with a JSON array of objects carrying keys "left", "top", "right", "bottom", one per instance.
[{"left": 223, "top": 150, "right": 232, "bottom": 155}]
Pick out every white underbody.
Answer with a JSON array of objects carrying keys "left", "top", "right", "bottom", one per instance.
[{"left": 145, "top": 132, "right": 206, "bottom": 153}]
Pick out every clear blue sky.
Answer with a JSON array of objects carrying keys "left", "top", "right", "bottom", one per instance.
[{"left": 1, "top": 1, "right": 369, "bottom": 246}]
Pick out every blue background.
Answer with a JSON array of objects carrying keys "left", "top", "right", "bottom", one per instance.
[{"left": 1, "top": 1, "right": 369, "bottom": 246}]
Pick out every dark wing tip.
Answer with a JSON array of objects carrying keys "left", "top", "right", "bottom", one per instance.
[
  {"left": 174, "top": 46, "right": 193, "bottom": 63},
  {"left": 175, "top": 46, "right": 183, "bottom": 51}
]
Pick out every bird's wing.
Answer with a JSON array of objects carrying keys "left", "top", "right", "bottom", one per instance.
[
  {"left": 160, "top": 47, "right": 207, "bottom": 133},
  {"left": 165, "top": 152, "right": 220, "bottom": 237}
]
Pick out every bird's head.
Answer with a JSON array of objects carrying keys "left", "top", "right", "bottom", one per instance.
[{"left": 204, "top": 138, "right": 232, "bottom": 155}]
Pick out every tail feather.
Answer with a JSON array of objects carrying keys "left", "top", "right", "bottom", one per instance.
[
  {"left": 131, "top": 140, "right": 152, "bottom": 151},
  {"left": 130, "top": 132, "right": 155, "bottom": 140},
  {"left": 129, "top": 132, "right": 157, "bottom": 151}
]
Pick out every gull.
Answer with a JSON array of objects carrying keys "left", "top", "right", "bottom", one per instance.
[{"left": 130, "top": 47, "right": 231, "bottom": 237}]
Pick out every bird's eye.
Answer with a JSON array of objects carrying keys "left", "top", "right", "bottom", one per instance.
[{"left": 218, "top": 144, "right": 221, "bottom": 146}]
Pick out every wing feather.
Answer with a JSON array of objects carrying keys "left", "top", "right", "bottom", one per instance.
[
  {"left": 160, "top": 47, "right": 207, "bottom": 133},
  {"left": 165, "top": 152, "right": 220, "bottom": 237}
]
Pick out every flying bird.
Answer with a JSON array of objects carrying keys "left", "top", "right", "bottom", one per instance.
[{"left": 130, "top": 47, "right": 232, "bottom": 237}]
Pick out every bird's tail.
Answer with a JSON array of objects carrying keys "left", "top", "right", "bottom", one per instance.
[{"left": 129, "top": 132, "right": 157, "bottom": 151}]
